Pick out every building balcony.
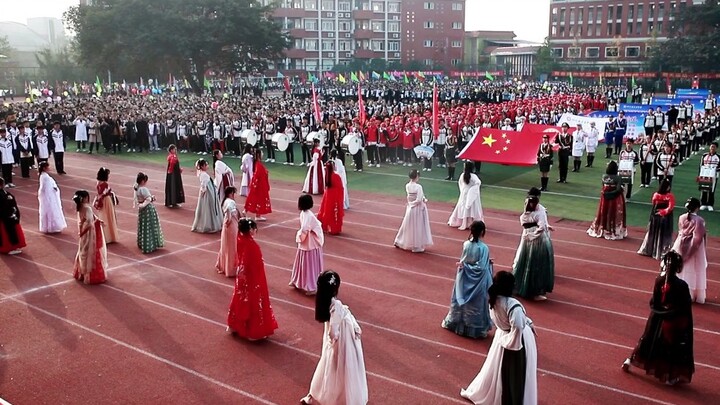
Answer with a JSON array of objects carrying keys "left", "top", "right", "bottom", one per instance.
[
  {"left": 285, "top": 48, "right": 313, "bottom": 58},
  {"left": 289, "top": 28, "right": 309, "bottom": 38},
  {"left": 353, "top": 49, "right": 377, "bottom": 59},
  {"left": 353, "top": 29, "right": 373, "bottom": 39},
  {"left": 273, "top": 7, "right": 312, "bottom": 18},
  {"left": 353, "top": 9, "right": 374, "bottom": 19}
]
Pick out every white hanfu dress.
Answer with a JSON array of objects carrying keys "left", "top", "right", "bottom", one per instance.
[
  {"left": 302, "top": 298, "right": 368, "bottom": 405},
  {"left": 214, "top": 159, "right": 235, "bottom": 202},
  {"left": 672, "top": 212, "right": 708, "bottom": 303},
  {"left": 38, "top": 172, "right": 67, "bottom": 233},
  {"left": 333, "top": 157, "right": 350, "bottom": 209},
  {"left": 240, "top": 152, "right": 254, "bottom": 197},
  {"left": 393, "top": 181, "right": 433, "bottom": 252},
  {"left": 461, "top": 296, "right": 538, "bottom": 405},
  {"left": 448, "top": 173, "right": 484, "bottom": 230}
]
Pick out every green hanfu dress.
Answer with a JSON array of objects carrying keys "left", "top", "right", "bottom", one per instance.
[{"left": 135, "top": 186, "right": 165, "bottom": 254}]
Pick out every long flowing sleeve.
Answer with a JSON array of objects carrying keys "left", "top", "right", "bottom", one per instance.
[
  {"left": 498, "top": 300, "right": 529, "bottom": 351},
  {"left": 407, "top": 183, "right": 425, "bottom": 208}
]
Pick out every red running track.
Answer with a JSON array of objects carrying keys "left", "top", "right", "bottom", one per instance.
[{"left": 1, "top": 153, "right": 719, "bottom": 404}]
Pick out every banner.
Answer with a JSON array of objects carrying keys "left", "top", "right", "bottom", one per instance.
[
  {"left": 675, "top": 89, "right": 711, "bottom": 99},
  {"left": 557, "top": 113, "right": 610, "bottom": 134}
]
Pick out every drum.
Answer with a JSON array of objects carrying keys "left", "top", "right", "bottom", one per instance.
[
  {"left": 697, "top": 164, "right": 717, "bottom": 191},
  {"left": 239, "top": 129, "right": 258, "bottom": 146},
  {"left": 271, "top": 133, "right": 290, "bottom": 152},
  {"left": 341, "top": 134, "right": 362, "bottom": 155},
  {"left": 305, "top": 132, "right": 318, "bottom": 145},
  {"left": 618, "top": 159, "right": 634, "bottom": 184}
]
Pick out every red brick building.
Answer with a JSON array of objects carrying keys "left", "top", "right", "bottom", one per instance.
[
  {"left": 266, "top": 0, "right": 465, "bottom": 72},
  {"left": 547, "top": 0, "right": 697, "bottom": 72}
]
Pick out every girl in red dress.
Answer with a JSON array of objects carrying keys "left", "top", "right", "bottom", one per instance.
[
  {"left": 0, "top": 178, "right": 26, "bottom": 255},
  {"left": 244, "top": 148, "right": 272, "bottom": 221},
  {"left": 227, "top": 218, "right": 278, "bottom": 340},
  {"left": 164, "top": 144, "right": 185, "bottom": 208},
  {"left": 317, "top": 161, "right": 345, "bottom": 235},
  {"left": 72, "top": 190, "right": 107, "bottom": 284}
]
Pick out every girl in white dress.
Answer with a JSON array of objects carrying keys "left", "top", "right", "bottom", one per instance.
[
  {"left": 213, "top": 150, "right": 235, "bottom": 202},
  {"left": 191, "top": 159, "right": 222, "bottom": 233},
  {"left": 301, "top": 271, "right": 368, "bottom": 405},
  {"left": 394, "top": 169, "right": 433, "bottom": 253},
  {"left": 448, "top": 162, "right": 484, "bottom": 230},
  {"left": 672, "top": 197, "right": 708, "bottom": 303},
  {"left": 461, "top": 271, "right": 538, "bottom": 405},
  {"left": 37, "top": 162, "right": 67, "bottom": 233},
  {"left": 240, "top": 144, "right": 254, "bottom": 197}
]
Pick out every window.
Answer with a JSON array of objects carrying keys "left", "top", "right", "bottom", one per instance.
[
  {"left": 627, "top": 22, "right": 633, "bottom": 35},
  {"left": 559, "top": 25, "right": 565, "bottom": 37},
  {"left": 595, "top": 24, "right": 601, "bottom": 36},
  {"left": 616, "top": 5, "right": 622, "bottom": 20},
  {"left": 586, "top": 47, "right": 600, "bottom": 58},
  {"left": 552, "top": 7, "right": 558, "bottom": 23},
  {"left": 306, "top": 59, "right": 318, "bottom": 71},
  {"left": 551, "top": 26, "right": 557, "bottom": 36},
  {"left": 321, "top": 20, "right": 335, "bottom": 31},
  {"left": 305, "top": 39, "right": 318, "bottom": 50},
  {"left": 293, "top": 0, "right": 303, "bottom": 8},
  {"left": 423, "top": 40, "right": 433, "bottom": 47},
  {"left": 625, "top": 46, "right": 640, "bottom": 57},
  {"left": 616, "top": 22, "right": 621, "bottom": 36},
  {"left": 605, "top": 47, "right": 619, "bottom": 58},
  {"left": 321, "top": 0, "right": 334, "bottom": 10},
  {"left": 424, "top": 2, "right": 434, "bottom": 10},
  {"left": 339, "top": 21, "right": 351, "bottom": 31},
  {"left": 570, "top": 8, "right": 575, "bottom": 22},
  {"left": 371, "top": 21, "right": 384, "bottom": 31},
  {"left": 645, "top": 46, "right": 654, "bottom": 58},
  {"left": 372, "top": 2, "right": 384, "bottom": 12},
  {"left": 587, "top": 24, "right": 593, "bottom": 37},
  {"left": 607, "top": 22, "right": 613, "bottom": 36},
  {"left": 607, "top": 6, "right": 613, "bottom": 20},
  {"left": 339, "top": 41, "right": 351, "bottom": 51},
  {"left": 293, "top": 38, "right": 303, "bottom": 49},
  {"left": 361, "top": 1, "right": 371, "bottom": 10},
  {"left": 567, "top": 47, "right": 581, "bottom": 58},
  {"left": 452, "top": 3, "right": 463, "bottom": 11},
  {"left": 569, "top": 26, "right": 575, "bottom": 37},
  {"left": 578, "top": 8, "right": 583, "bottom": 22},
  {"left": 452, "top": 22, "right": 463, "bottom": 29},
  {"left": 596, "top": 6, "right": 602, "bottom": 22},
  {"left": 357, "top": 20, "right": 370, "bottom": 30},
  {"left": 577, "top": 26, "right": 582, "bottom": 36},
  {"left": 628, "top": 5, "right": 634, "bottom": 20},
  {"left": 636, "top": 21, "right": 642, "bottom": 34},
  {"left": 339, "top": 1, "right": 351, "bottom": 11},
  {"left": 659, "top": 3, "right": 665, "bottom": 19},
  {"left": 423, "top": 59, "right": 433, "bottom": 66},
  {"left": 649, "top": 4, "right": 656, "bottom": 19},
  {"left": 322, "top": 40, "right": 335, "bottom": 51},
  {"left": 305, "top": 0, "right": 317, "bottom": 10},
  {"left": 648, "top": 21, "right": 654, "bottom": 34},
  {"left": 637, "top": 5, "right": 644, "bottom": 19},
  {"left": 388, "top": 21, "right": 399, "bottom": 32},
  {"left": 451, "top": 40, "right": 461, "bottom": 48},
  {"left": 560, "top": 8, "right": 566, "bottom": 23},
  {"left": 388, "top": 2, "right": 400, "bottom": 12},
  {"left": 305, "top": 19, "right": 318, "bottom": 30},
  {"left": 371, "top": 40, "right": 385, "bottom": 51},
  {"left": 423, "top": 21, "right": 434, "bottom": 29},
  {"left": 588, "top": 7, "right": 594, "bottom": 22},
  {"left": 551, "top": 48, "right": 563, "bottom": 58},
  {"left": 451, "top": 59, "right": 462, "bottom": 66},
  {"left": 389, "top": 41, "right": 399, "bottom": 51},
  {"left": 657, "top": 21, "right": 664, "bottom": 34}
]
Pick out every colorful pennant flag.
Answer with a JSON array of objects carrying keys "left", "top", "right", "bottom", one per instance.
[
  {"left": 338, "top": 74, "right": 347, "bottom": 84},
  {"left": 350, "top": 72, "right": 359, "bottom": 83},
  {"left": 277, "top": 71, "right": 285, "bottom": 78},
  {"left": 358, "top": 71, "right": 366, "bottom": 81},
  {"left": 485, "top": 71, "right": 494, "bottom": 81},
  {"left": 372, "top": 71, "right": 381, "bottom": 80}
]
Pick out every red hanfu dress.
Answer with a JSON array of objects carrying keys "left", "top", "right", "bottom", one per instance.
[
  {"left": 72, "top": 205, "right": 107, "bottom": 284},
  {"left": 244, "top": 161, "right": 272, "bottom": 216},
  {"left": 302, "top": 147, "right": 325, "bottom": 195},
  {"left": 227, "top": 233, "right": 278, "bottom": 339},
  {"left": 317, "top": 173, "right": 345, "bottom": 235}
]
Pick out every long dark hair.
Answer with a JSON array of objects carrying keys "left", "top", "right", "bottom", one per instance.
[
  {"left": 315, "top": 270, "right": 341, "bottom": 322},
  {"left": 72, "top": 190, "right": 89, "bottom": 212},
  {"left": 468, "top": 220, "right": 486, "bottom": 242},
  {"left": 212, "top": 149, "right": 222, "bottom": 167},
  {"left": 238, "top": 218, "right": 258, "bottom": 235},
  {"left": 324, "top": 161, "right": 335, "bottom": 188},
  {"left": 685, "top": 197, "right": 701, "bottom": 213},
  {"left": 463, "top": 161, "right": 473, "bottom": 184},
  {"left": 488, "top": 271, "right": 515, "bottom": 309},
  {"left": 657, "top": 178, "right": 671, "bottom": 194},
  {"left": 134, "top": 172, "right": 148, "bottom": 191},
  {"left": 524, "top": 196, "right": 539, "bottom": 213},
  {"left": 243, "top": 144, "right": 252, "bottom": 155},
  {"left": 223, "top": 186, "right": 237, "bottom": 206},
  {"left": 298, "top": 194, "right": 313, "bottom": 211},
  {"left": 661, "top": 250, "right": 683, "bottom": 276},
  {"left": 606, "top": 160, "right": 619, "bottom": 175},
  {"left": 252, "top": 148, "right": 262, "bottom": 171},
  {"left": 38, "top": 161, "right": 50, "bottom": 175}
]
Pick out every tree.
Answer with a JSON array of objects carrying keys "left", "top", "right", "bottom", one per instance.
[
  {"left": 534, "top": 37, "right": 559, "bottom": 76},
  {"left": 64, "top": 0, "right": 290, "bottom": 92},
  {"left": 650, "top": 0, "right": 720, "bottom": 72},
  {"left": 0, "top": 35, "right": 11, "bottom": 57},
  {"left": 35, "top": 46, "right": 93, "bottom": 84}
]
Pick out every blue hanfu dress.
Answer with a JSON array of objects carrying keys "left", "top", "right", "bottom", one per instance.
[{"left": 441, "top": 239, "right": 493, "bottom": 338}]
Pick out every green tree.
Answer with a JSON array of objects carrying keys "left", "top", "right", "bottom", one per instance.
[
  {"left": 403, "top": 60, "right": 425, "bottom": 71},
  {"left": 534, "top": 37, "right": 559, "bottom": 76},
  {"left": 650, "top": 0, "right": 720, "bottom": 72},
  {"left": 35, "top": 47, "right": 93, "bottom": 84},
  {"left": 0, "top": 35, "right": 11, "bottom": 56},
  {"left": 64, "top": 0, "right": 290, "bottom": 92}
]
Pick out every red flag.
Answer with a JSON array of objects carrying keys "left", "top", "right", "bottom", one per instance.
[
  {"left": 432, "top": 83, "right": 439, "bottom": 139},
  {"left": 283, "top": 77, "right": 291, "bottom": 93},
  {"left": 358, "top": 83, "right": 366, "bottom": 125},
  {"left": 312, "top": 83, "right": 322, "bottom": 124},
  {"left": 666, "top": 77, "right": 672, "bottom": 94},
  {"left": 521, "top": 124, "right": 577, "bottom": 150},
  {"left": 458, "top": 128, "right": 544, "bottom": 166},
  {"left": 692, "top": 76, "right": 699, "bottom": 90}
]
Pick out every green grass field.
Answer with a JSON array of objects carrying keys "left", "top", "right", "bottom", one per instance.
[{"left": 90, "top": 145, "right": 720, "bottom": 236}]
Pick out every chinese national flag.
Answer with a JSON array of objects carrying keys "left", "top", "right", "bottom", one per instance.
[
  {"left": 521, "top": 123, "right": 576, "bottom": 150},
  {"left": 283, "top": 77, "right": 291, "bottom": 93},
  {"left": 458, "top": 128, "right": 543, "bottom": 166}
]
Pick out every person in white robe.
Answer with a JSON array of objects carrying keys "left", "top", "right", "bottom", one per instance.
[
  {"left": 213, "top": 150, "right": 235, "bottom": 202},
  {"left": 672, "top": 197, "right": 708, "bottom": 304},
  {"left": 461, "top": 271, "right": 538, "bottom": 405},
  {"left": 394, "top": 169, "right": 433, "bottom": 253},
  {"left": 37, "top": 162, "right": 67, "bottom": 233},
  {"left": 331, "top": 150, "right": 350, "bottom": 209},
  {"left": 240, "top": 145, "right": 254, "bottom": 197},
  {"left": 448, "top": 162, "right": 483, "bottom": 230}
]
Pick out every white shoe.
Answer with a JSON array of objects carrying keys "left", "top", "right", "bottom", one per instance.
[
  {"left": 700, "top": 205, "right": 708, "bottom": 210},
  {"left": 376, "top": 164, "right": 380, "bottom": 168},
  {"left": 271, "top": 159, "right": 275, "bottom": 163},
  {"left": 427, "top": 168, "right": 432, "bottom": 172},
  {"left": 283, "top": 162, "right": 288, "bottom": 165},
  {"left": 289, "top": 162, "right": 294, "bottom": 166},
  {"left": 8, "top": 249, "right": 21, "bottom": 255},
  {"left": 709, "top": 206, "right": 714, "bottom": 211},
  {"left": 265, "top": 158, "right": 271, "bottom": 162}
]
